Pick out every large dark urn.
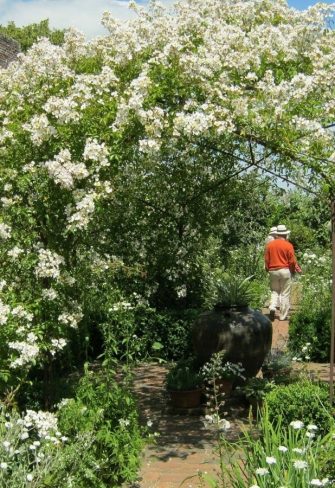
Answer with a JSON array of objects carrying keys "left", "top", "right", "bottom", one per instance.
[{"left": 192, "top": 306, "right": 272, "bottom": 379}]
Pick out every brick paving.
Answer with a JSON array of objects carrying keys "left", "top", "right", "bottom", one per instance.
[{"left": 128, "top": 309, "right": 331, "bottom": 488}]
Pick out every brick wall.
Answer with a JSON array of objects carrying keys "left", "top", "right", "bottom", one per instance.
[{"left": 0, "top": 35, "right": 20, "bottom": 68}]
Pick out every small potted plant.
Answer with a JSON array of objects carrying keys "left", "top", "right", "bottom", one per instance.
[
  {"left": 165, "top": 358, "right": 203, "bottom": 408},
  {"left": 241, "top": 377, "right": 275, "bottom": 415},
  {"left": 262, "top": 349, "right": 292, "bottom": 382},
  {"left": 214, "top": 275, "right": 255, "bottom": 309},
  {"left": 201, "top": 351, "right": 246, "bottom": 397}
]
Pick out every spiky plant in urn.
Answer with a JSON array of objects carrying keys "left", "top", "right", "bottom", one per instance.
[{"left": 192, "top": 276, "right": 272, "bottom": 380}]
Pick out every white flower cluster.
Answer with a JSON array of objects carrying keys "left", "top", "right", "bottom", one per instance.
[
  {"left": 45, "top": 149, "right": 89, "bottom": 190},
  {"left": 302, "top": 252, "right": 328, "bottom": 266},
  {"left": 292, "top": 343, "right": 312, "bottom": 362},
  {"left": 201, "top": 355, "right": 246, "bottom": 382},
  {"left": 0, "top": 128, "right": 13, "bottom": 145},
  {"left": 22, "top": 409, "right": 59, "bottom": 439},
  {"left": 310, "top": 479, "right": 330, "bottom": 486},
  {"left": 44, "top": 96, "right": 80, "bottom": 124},
  {"left": 0, "top": 407, "right": 68, "bottom": 484},
  {"left": 41, "top": 288, "right": 58, "bottom": 301},
  {"left": 202, "top": 413, "right": 230, "bottom": 431},
  {"left": 58, "top": 311, "right": 83, "bottom": 329},
  {"left": 112, "top": 71, "right": 152, "bottom": 131},
  {"left": 9, "top": 332, "right": 39, "bottom": 368},
  {"left": 83, "top": 138, "right": 109, "bottom": 167},
  {"left": 118, "top": 418, "right": 131, "bottom": 428},
  {"left": 173, "top": 109, "right": 216, "bottom": 137},
  {"left": 22, "top": 113, "right": 56, "bottom": 146},
  {"left": 138, "top": 138, "right": 161, "bottom": 154},
  {"left": 1, "top": 195, "right": 20, "bottom": 208},
  {"left": 109, "top": 301, "right": 133, "bottom": 311},
  {"left": 0, "top": 299, "right": 10, "bottom": 325},
  {"left": 12, "top": 305, "right": 33, "bottom": 323},
  {"left": 35, "top": 249, "right": 64, "bottom": 279},
  {"left": 7, "top": 246, "right": 24, "bottom": 260},
  {"left": 0, "top": 223, "right": 11, "bottom": 240},
  {"left": 66, "top": 191, "right": 96, "bottom": 231},
  {"left": 50, "top": 338, "right": 67, "bottom": 356}
]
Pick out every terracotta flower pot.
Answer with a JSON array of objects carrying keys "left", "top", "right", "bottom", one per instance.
[
  {"left": 216, "top": 378, "right": 233, "bottom": 396},
  {"left": 168, "top": 389, "right": 202, "bottom": 408}
]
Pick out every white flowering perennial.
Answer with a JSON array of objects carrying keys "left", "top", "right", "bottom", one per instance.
[
  {"left": 0, "top": 406, "right": 72, "bottom": 487},
  {"left": 290, "top": 420, "right": 304, "bottom": 430},
  {"left": 23, "top": 409, "right": 59, "bottom": 439},
  {"left": 35, "top": 249, "right": 64, "bottom": 279},
  {"left": 202, "top": 413, "right": 231, "bottom": 431}
]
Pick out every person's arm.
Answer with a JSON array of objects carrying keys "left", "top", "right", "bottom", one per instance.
[
  {"left": 287, "top": 243, "right": 297, "bottom": 273},
  {"left": 264, "top": 245, "right": 270, "bottom": 271}
]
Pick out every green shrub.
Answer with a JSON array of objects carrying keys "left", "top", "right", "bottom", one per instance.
[
  {"left": 101, "top": 305, "right": 198, "bottom": 362},
  {"left": 134, "top": 307, "right": 198, "bottom": 360},
  {"left": 288, "top": 291, "right": 331, "bottom": 362},
  {"left": 58, "top": 367, "right": 146, "bottom": 487},
  {"left": 265, "top": 380, "right": 334, "bottom": 435}
]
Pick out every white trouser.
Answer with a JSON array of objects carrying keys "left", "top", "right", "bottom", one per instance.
[{"left": 269, "top": 268, "right": 291, "bottom": 320}]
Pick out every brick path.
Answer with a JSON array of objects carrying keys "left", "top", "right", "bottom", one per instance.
[{"left": 128, "top": 309, "right": 331, "bottom": 488}]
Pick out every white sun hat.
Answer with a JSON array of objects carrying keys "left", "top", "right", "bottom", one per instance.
[
  {"left": 276, "top": 224, "right": 290, "bottom": 235},
  {"left": 269, "top": 226, "right": 277, "bottom": 235}
]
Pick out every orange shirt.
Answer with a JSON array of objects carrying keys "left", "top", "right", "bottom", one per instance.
[{"left": 264, "top": 238, "right": 297, "bottom": 272}]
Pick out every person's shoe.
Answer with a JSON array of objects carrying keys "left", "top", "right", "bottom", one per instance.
[{"left": 269, "top": 309, "right": 275, "bottom": 321}]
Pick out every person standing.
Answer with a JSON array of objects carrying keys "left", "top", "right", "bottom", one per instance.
[
  {"left": 264, "top": 224, "right": 298, "bottom": 321},
  {"left": 265, "top": 226, "right": 278, "bottom": 245}
]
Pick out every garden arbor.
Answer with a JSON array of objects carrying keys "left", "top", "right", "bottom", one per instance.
[{"left": 0, "top": 0, "right": 335, "bottom": 400}]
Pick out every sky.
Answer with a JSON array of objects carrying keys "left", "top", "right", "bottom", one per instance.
[{"left": 0, "top": 0, "right": 333, "bottom": 39}]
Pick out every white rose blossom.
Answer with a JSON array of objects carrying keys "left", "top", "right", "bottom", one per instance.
[
  {"left": 45, "top": 149, "right": 89, "bottom": 190},
  {"left": 0, "top": 299, "right": 10, "bottom": 325},
  {"left": 7, "top": 246, "right": 24, "bottom": 259},
  {"left": 41, "top": 288, "right": 58, "bottom": 300},
  {"left": 22, "top": 113, "right": 56, "bottom": 146},
  {"left": 9, "top": 332, "right": 39, "bottom": 368},
  {"left": 35, "top": 249, "right": 64, "bottom": 279},
  {"left": 0, "top": 223, "right": 11, "bottom": 240},
  {"left": 83, "top": 138, "right": 109, "bottom": 167}
]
